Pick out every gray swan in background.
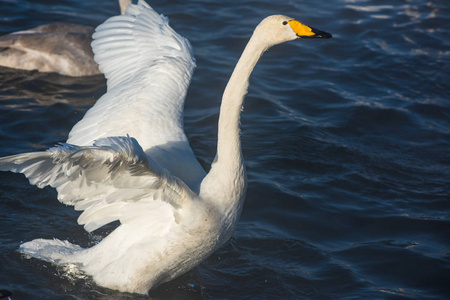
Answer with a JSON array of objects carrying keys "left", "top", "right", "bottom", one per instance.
[{"left": 0, "top": 0, "right": 131, "bottom": 77}]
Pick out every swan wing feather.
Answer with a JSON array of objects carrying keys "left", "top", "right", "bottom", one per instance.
[
  {"left": 68, "top": 0, "right": 195, "bottom": 147},
  {"left": 0, "top": 136, "right": 194, "bottom": 233},
  {"left": 67, "top": 0, "right": 205, "bottom": 189}
]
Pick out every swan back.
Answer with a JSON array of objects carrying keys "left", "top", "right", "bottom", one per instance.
[
  {"left": 0, "top": 0, "right": 132, "bottom": 76},
  {"left": 0, "top": 23, "right": 99, "bottom": 76}
]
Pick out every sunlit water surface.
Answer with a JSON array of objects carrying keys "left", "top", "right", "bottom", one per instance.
[{"left": 0, "top": 0, "right": 449, "bottom": 299}]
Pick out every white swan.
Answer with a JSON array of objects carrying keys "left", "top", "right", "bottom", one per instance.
[
  {"left": 0, "top": 0, "right": 131, "bottom": 77},
  {"left": 0, "top": 0, "right": 331, "bottom": 294}
]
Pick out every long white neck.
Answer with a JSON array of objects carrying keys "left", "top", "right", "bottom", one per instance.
[
  {"left": 200, "top": 31, "right": 268, "bottom": 210},
  {"left": 199, "top": 30, "right": 268, "bottom": 230},
  {"left": 214, "top": 33, "right": 267, "bottom": 171}
]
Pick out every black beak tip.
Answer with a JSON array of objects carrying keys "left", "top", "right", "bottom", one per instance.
[
  {"left": 320, "top": 31, "right": 333, "bottom": 39},
  {"left": 311, "top": 27, "right": 332, "bottom": 39}
]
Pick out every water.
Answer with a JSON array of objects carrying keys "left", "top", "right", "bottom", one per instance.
[{"left": 0, "top": 0, "right": 449, "bottom": 298}]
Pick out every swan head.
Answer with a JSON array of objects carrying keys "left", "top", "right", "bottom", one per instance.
[{"left": 254, "top": 15, "right": 332, "bottom": 48}]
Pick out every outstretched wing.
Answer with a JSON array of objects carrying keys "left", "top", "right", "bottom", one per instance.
[
  {"left": 67, "top": 0, "right": 205, "bottom": 189},
  {"left": 0, "top": 136, "right": 195, "bottom": 233}
]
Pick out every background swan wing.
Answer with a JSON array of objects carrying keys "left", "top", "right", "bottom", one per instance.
[
  {"left": 0, "top": 136, "right": 195, "bottom": 233},
  {"left": 67, "top": 0, "right": 205, "bottom": 188}
]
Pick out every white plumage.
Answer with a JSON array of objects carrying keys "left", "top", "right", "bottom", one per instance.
[
  {"left": 0, "top": 0, "right": 331, "bottom": 294},
  {"left": 67, "top": 1, "right": 204, "bottom": 190}
]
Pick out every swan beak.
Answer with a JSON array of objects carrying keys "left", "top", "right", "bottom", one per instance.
[{"left": 288, "top": 20, "right": 332, "bottom": 39}]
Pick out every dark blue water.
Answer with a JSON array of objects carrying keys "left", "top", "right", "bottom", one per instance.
[{"left": 1, "top": 0, "right": 449, "bottom": 299}]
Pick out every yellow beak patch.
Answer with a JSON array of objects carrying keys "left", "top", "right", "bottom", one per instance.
[{"left": 288, "top": 20, "right": 315, "bottom": 38}]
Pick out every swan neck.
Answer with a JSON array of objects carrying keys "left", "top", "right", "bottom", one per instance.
[{"left": 215, "top": 34, "right": 266, "bottom": 168}]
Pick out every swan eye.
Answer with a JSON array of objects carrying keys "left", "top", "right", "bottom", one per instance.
[{"left": 282, "top": 21, "right": 288, "bottom": 25}]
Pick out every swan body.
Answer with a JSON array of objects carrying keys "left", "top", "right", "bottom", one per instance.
[
  {"left": 0, "top": 0, "right": 131, "bottom": 77},
  {"left": 0, "top": 0, "right": 331, "bottom": 294}
]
